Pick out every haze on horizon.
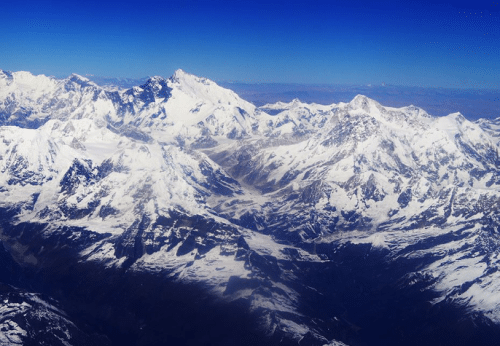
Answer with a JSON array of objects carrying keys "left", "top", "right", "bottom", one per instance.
[{"left": 1, "top": 0, "right": 499, "bottom": 89}]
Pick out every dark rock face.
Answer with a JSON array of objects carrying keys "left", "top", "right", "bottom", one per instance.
[
  {"left": 0, "top": 283, "right": 110, "bottom": 346},
  {"left": 198, "top": 160, "right": 243, "bottom": 196},
  {"left": 138, "top": 77, "right": 172, "bottom": 102},
  {"left": 60, "top": 159, "right": 95, "bottom": 194},
  {"left": 397, "top": 188, "right": 412, "bottom": 208}
]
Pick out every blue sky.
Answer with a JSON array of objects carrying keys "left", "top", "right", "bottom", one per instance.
[{"left": 1, "top": 0, "right": 499, "bottom": 88}]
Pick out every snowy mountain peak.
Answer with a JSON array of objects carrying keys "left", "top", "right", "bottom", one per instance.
[
  {"left": 65, "top": 73, "right": 97, "bottom": 89},
  {"left": 170, "top": 68, "right": 204, "bottom": 85},
  {"left": 166, "top": 69, "right": 255, "bottom": 112},
  {"left": 259, "top": 98, "right": 315, "bottom": 112},
  {"left": 172, "top": 68, "right": 188, "bottom": 78},
  {"left": 68, "top": 73, "right": 90, "bottom": 82},
  {"left": 145, "top": 75, "right": 166, "bottom": 83},
  {"left": 400, "top": 104, "right": 431, "bottom": 118},
  {"left": 7, "top": 71, "right": 55, "bottom": 88},
  {"left": 349, "top": 94, "right": 380, "bottom": 110},
  {"left": 168, "top": 69, "right": 223, "bottom": 95},
  {"left": 448, "top": 111, "right": 466, "bottom": 122}
]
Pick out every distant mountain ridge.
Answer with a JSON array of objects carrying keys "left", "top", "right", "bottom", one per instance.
[
  {"left": 1, "top": 69, "right": 500, "bottom": 345},
  {"left": 218, "top": 81, "right": 500, "bottom": 120}
]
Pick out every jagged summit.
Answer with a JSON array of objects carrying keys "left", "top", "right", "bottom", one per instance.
[
  {"left": 147, "top": 75, "right": 166, "bottom": 81},
  {"left": 348, "top": 94, "right": 382, "bottom": 111},
  {"left": 261, "top": 94, "right": 383, "bottom": 114},
  {"left": 65, "top": 73, "right": 98, "bottom": 90},
  {"left": 261, "top": 98, "right": 313, "bottom": 109},
  {"left": 68, "top": 73, "right": 90, "bottom": 82},
  {"left": 138, "top": 75, "right": 171, "bottom": 99},
  {"left": 351, "top": 94, "right": 372, "bottom": 102},
  {"left": 171, "top": 68, "right": 190, "bottom": 79},
  {"left": 167, "top": 69, "right": 244, "bottom": 102},
  {"left": 446, "top": 111, "right": 466, "bottom": 121},
  {"left": 169, "top": 68, "right": 211, "bottom": 87},
  {"left": 141, "top": 75, "right": 167, "bottom": 87}
]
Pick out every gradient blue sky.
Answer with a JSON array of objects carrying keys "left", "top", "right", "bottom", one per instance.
[{"left": 1, "top": 0, "right": 499, "bottom": 88}]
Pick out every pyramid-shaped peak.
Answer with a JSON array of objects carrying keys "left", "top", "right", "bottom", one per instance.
[
  {"left": 68, "top": 73, "right": 90, "bottom": 82},
  {"left": 281, "top": 98, "right": 304, "bottom": 108},
  {"left": 351, "top": 94, "right": 372, "bottom": 103},
  {"left": 172, "top": 69, "right": 188, "bottom": 78},
  {"left": 171, "top": 69, "right": 197, "bottom": 82},
  {"left": 66, "top": 73, "right": 97, "bottom": 88},
  {"left": 447, "top": 112, "right": 466, "bottom": 123},
  {"left": 170, "top": 69, "right": 214, "bottom": 86},
  {"left": 165, "top": 69, "right": 257, "bottom": 115},
  {"left": 349, "top": 94, "right": 382, "bottom": 110}
]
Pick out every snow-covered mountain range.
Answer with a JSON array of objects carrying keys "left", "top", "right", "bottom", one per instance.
[{"left": 1, "top": 69, "right": 500, "bottom": 345}]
